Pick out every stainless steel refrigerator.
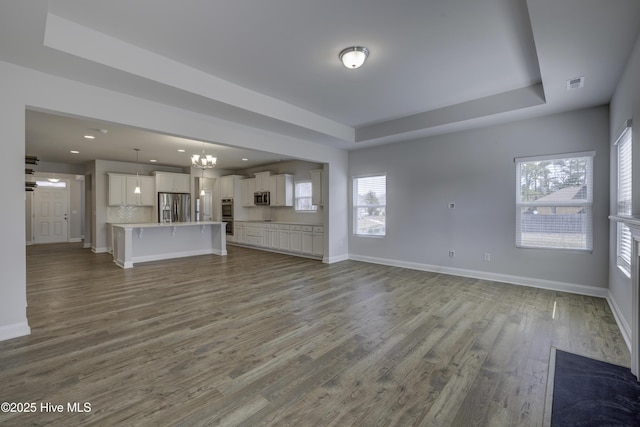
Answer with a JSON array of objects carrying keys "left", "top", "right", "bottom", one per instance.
[{"left": 158, "top": 193, "right": 191, "bottom": 223}]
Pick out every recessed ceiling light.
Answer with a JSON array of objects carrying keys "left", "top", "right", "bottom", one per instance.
[
  {"left": 150, "top": 159, "right": 157, "bottom": 163},
  {"left": 70, "top": 150, "right": 79, "bottom": 154},
  {"left": 84, "top": 135, "right": 95, "bottom": 139},
  {"left": 178, "top": 149, "right": 185, "bottom": 153},
  {"left": 242, "top": 158, "right": 248, "bottom": 161}
]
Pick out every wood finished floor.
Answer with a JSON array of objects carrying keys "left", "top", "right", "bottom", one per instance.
[{"left": 0, "top": 243, "right": 629, "bottom": 426}]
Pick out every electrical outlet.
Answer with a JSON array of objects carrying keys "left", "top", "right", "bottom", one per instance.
[
  {"left": 449, "top": 250, "right": 455, "bottom": 257},
  {"left": 448, "top": 202, "right": 455, "bottom": 209},
  {"left": 483, "top": 252, "right": 491, "bottom": 262}
]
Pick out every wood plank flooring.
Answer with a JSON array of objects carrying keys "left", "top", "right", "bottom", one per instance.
[{"left": 0, "top": 243, "right": 629, "bottom": 426}]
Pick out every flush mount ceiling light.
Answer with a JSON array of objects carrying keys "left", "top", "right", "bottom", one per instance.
[
  {"left": 339, "top": 46, "right": 369, "bottom": 69},
  {"left": 192, "top": 142, "right": 217, "bottom": 169}
]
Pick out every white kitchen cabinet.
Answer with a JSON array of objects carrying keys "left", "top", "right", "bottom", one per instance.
[
  {"left": 254, "top": 171, "right": 271, "bottom": 192},
  {"left": 153, "top": 172, "right": 190, "bottom": 193},
  {"left": 278, "top": 224, "right": 290, "bottom": 251},
  {"left": 241, "top": 178, "right": 256, "bottom": 207},
  {"left": 234, "top": 222, "right": 245, "bottom": 244},
  {"left": 220, "top": 176, "right": 234, "bottom": 199},
  {"left": 310, "top": 169, "right": 324, "bottom": 207},
  {"left": 269, "top": 174, "right": 294, "bottom": 207},
  {"left": 266, "top": 224, "right": 279, "bottom": 249},
  {"left": 109, "top": 173, "right": 155, "bottom": 206},
  {"left": 229, "top": 221, "right": 323, "bottom": 259},
  {"left": 220, "top": 175, "right": 245, "bottom": 199},
  {"left": 289, "top": 225, "right": 302, "bottom": 252},
  {"left": 244, "top": 223, "right": 264, "bottom": 246},
  {"left": 126, "top": 175, "right": 155, "bottom": 206},
  {"left": 108, "top": 174, "right": 127, "bottom": 206},
  {"left": 312, "top": 226, "right": 324, "bottom": 257},
  {"left": 301, "top": 225, "right": 313, "bottom": 254}
]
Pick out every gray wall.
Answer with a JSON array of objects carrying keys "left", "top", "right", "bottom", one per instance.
[
  {"left": 349, "top": 106, "right": 610, "bottom": 289},
  {"left": 609, "top": 33, "right": 640, "bottom": 332}
]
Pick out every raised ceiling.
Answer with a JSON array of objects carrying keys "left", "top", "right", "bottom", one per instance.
[{"left": 2, "top": 0, "right": 640, "bottom": 168}]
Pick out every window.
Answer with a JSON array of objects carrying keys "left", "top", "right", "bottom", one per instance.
[
  {"left": 616, "top": 122, "right": 632, "bottom": 275},
  {"left": 294, "top": 181, "right": 317, "bottom": 212},
  {"left": 515, "top": 152, "right": 593, "bottom": 250},
  {"left": 353, "top": 174, "right": 386, "bottom": 236}
]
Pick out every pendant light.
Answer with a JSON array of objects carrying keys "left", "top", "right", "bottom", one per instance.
[
  {"left": 200, "top": 168, "right": 205, "bottom": 196},
  {"left": 134, "top": 148, "right": 141, "bottom": 194}
]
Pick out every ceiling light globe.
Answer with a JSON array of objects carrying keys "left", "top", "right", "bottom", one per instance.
[{"left": 339, "top": 46, "right": 369, "bottom": 69}]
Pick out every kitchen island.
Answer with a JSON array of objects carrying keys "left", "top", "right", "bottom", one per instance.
[{"left": 110, "top": 221, "right": 227, "bottom": 269}]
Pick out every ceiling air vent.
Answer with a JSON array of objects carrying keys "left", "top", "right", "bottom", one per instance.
[{"left": 566, "top": 76, "right": 584, "bottom": 90}]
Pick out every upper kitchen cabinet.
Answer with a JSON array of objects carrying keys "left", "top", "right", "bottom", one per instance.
[
  {"left": 241, "top": 178, "right": 255, "bottom": 207},
  {"left": 310, "top": 169, "right": 324, "bottom": 207},
  {"left": 254, "top": 171, "right": 271, "bottom": 192},
  {"left": 108, "top": 173, "right": 155, "bottom": 206},
  {"left": 269, "top": 174, "right": 294, "bottom": 207},
  {"left": 220, "top": 175, "right": 244, "bottom": 199},
  {"left": 153, "top": 171, "right": 190, "bottom": 193}
]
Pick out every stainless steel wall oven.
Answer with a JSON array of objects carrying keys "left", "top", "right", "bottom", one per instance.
[{"left": 221, "top": 198, "right": 233, "bottom": 235}]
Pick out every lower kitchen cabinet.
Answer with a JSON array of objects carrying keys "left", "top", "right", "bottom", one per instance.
[
  {"left": 289, "top": 225, "right": 302, "bottom": 252},
  {"left": 230, "top": 221, "right": 323, "bottom": 259},
  {"left": 244, "top": 224, "right": 264, "bottom": 246},
  {"left": 301, "top": 225, "right": 313, "bottom": 255},
  {"left": 278, "top": 224, "right": 290, "bottom": 251},
  {"left": 312, "top": 226, "right": 324, "bottom": 257},
  {"left": 233, "top": 223, "right": 244, "bottom": 244}
]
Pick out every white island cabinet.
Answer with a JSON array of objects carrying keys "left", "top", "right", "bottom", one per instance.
[{"left": 111, "top": 221, "right": 226, "bottom": 269}]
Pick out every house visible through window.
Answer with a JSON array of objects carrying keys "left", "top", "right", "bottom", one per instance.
[
  {"left": 616, "top": 122, "right": 632, "bottom": 276},
  {"left": 353, "top": 174, "right": 386, "bottom": 236},
  {"left": 294, "top": 181, "right": 317, "bottom": 212},
  {"left": 515, "top": 152, "right": 593, "bottom": 250}
]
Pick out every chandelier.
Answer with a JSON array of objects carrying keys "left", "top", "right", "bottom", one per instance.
[{"left": 191, "top": 142, "right": 217, "bottom": 169}]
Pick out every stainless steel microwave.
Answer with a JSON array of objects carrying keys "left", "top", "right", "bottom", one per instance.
[{"left": 254, "top": 191, "right": 270, "bottom": 205}]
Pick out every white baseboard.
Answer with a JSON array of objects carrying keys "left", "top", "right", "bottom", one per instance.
[
  {"left": 606, "top": 291, "right": 631, "bottom": 351},
  {"left": 324, "top": 253, "right": 349, "bottom": 264},
  {"left": 0, "top": 321, "right": 31, "bottom": 342},
  {"left": 348, "top": 254, "right": 609, "bottom": 298},
  {"left": 83, "top": 242, "right": 92, "bottom": 249},
  {"left": 92, "top": 246, "right": 109, "bottom": 254},
  {"left": 68, "top": 238, "right": 82, "bottom": 243}
]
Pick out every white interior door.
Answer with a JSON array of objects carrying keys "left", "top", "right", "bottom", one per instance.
[
  {"left": 202, "top": 189, "right": 213, "bottom": 221},
  {"left": 33, "top": 187, "right": 69, "bottom": 244}
]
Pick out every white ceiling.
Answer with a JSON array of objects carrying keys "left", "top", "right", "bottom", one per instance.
[{"left": 1, "top": 0, "right": 639, "bottom": 169}]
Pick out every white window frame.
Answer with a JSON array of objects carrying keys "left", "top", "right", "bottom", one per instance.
[
  {"left": 616, "top": 121, "right": 633, "bottom": 276},
  {"left": 294, "top": 180, "right": 317, "bottom": 212},
  {"left": 515, "top": 151, "right": 594, "bottom": 251},
  {"left": 353, "top": 174, "right": 386, "bottom": 237}
]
